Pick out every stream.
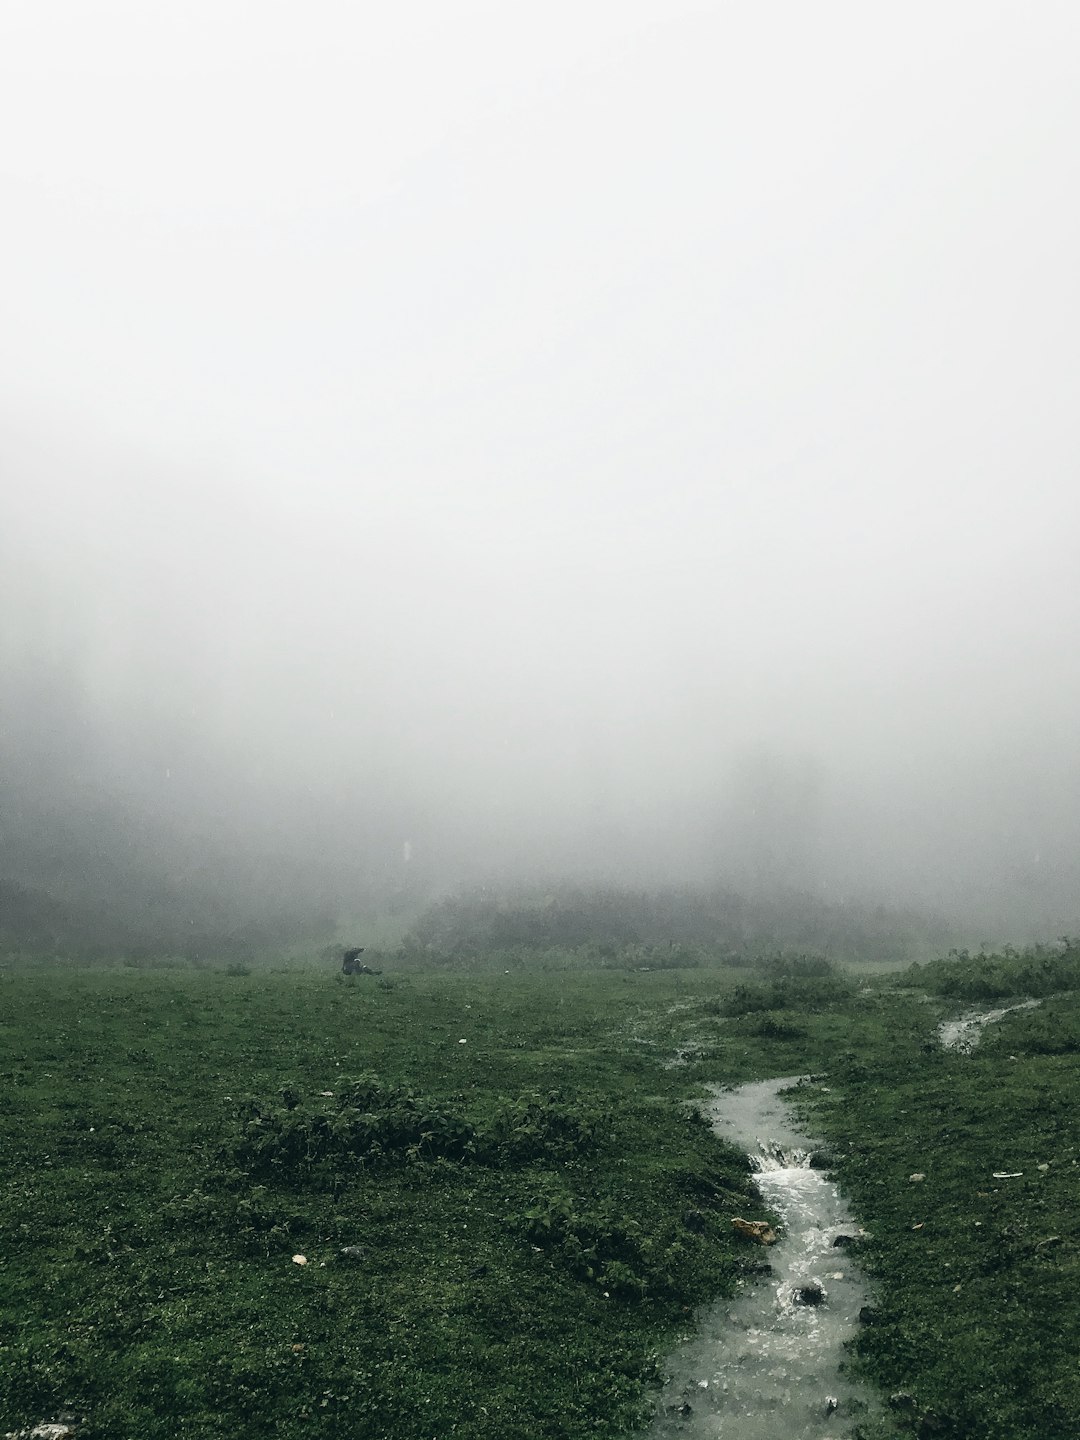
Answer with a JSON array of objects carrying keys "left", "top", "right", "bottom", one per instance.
[
  {"left": 937, "top": 998, "right": 1040, "bottom": 1051},
  {"left": 645, "top": 1077, "right": 876, "bottom": 1439}
]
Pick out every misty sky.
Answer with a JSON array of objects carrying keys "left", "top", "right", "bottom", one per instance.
[{"left": 3, "top": 2, "right": 1079, "bottom": 930}]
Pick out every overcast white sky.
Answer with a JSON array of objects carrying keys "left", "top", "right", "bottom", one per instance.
[{"left": 3, "top": 2, "right": 1079, "bottom": 925}]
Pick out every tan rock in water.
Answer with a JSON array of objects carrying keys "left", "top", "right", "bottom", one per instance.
[{"left": 731, "top": 1217, "right": 777, "bottom": 1244}]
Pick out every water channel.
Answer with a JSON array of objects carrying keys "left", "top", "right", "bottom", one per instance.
[
  {"left": 646, "top": 1077, "right": 876, "bottom": 1439},
  {"left": 936, "top": 998, "right": 1040, "bottom": 1051}
]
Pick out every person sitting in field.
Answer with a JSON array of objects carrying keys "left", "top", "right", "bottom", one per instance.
[{"left": 341, "top": 947, "right": 381, "bottom": 976}]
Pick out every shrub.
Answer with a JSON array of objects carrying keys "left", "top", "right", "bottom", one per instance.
[
  {"left": 475, "top": 1091, "right": 607, "bottom": 1166},
  {"left": 908, "top": 940, "right": 1080, "bottom": 1002},
  {"left": 521, "top": 1190, "right": 685, "bottom": 1299},
  {"left": 228, "top": 1078, "right": 608, "bottom": 1182},
  {"left": 731, "top": 1011, "right": 809, "bottom": 1040},
  {"left": 716, "top": 971, "right": 853, "bottom": 1017}
]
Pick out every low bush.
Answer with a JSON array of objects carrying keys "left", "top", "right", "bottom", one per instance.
[
  {"left": 475, "top": 1091, "right": 608, "bottom": 1165},
  {"left": 522, "top": 1187, "right": 713, "bottom": 1301},
  {"left": 908, "top": 939, "right": 1080, "bottom": 1001},
  {"left": 730, "top": 1011, "right": 809, "bottom": 1041},
  {"left": 228, "top": 1078, "right": 608, "bottom": 1181},
  {"left": 714, "top": 969, "right": 854, "bottom": 1017}
]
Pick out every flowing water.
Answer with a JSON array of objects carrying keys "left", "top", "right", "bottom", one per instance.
[
  {"left": 645, "top": 1078, "right": 876, "bottom": 1439},
  {"left": 937, "top": 998, "right": 1040, "bottom": 1051}
]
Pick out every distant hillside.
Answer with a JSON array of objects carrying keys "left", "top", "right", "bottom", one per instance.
[{"left": 403, "top": 883, "right": 958, "bottom": 964}]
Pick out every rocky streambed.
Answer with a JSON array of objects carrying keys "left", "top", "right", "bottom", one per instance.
[{"left": 646, "top": 1077, "right": 877, "bottom": 1439}]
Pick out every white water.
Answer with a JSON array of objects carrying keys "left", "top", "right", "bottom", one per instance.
[
  {"left": 645, "top": 1078, "right": 876, "bottom": 1439},
  {"left": 937, "top": 998, "right": 1040, "bottom": 1051}
]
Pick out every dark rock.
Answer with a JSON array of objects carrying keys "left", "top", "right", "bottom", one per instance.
[
  {"left": 339, "top": 1246, "right": 364, "bottom": 1260},
  {"left": 832, "top": 1233, "right": 856, "bottom": 1248},
  {"left": 888, "top": 1392, "right": 917, "bottom": 1412},
  {"left": 674, "top": 1402, "right": 692, "bottom": 1419},
  {"left": 859, "top": 1305, "right": 883, "bottom": 1325},
  {"left": 794, "top": 1281, "right": 825, "bottom": 1306},
  {"left": 682, "top": 1209, "right": 706, "bottom": 1233}
]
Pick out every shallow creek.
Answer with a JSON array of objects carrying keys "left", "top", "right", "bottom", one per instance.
[
  {"left": 937, "top": 998, "right": 1040, "bottom": 1051},
  {"left": 645, "top": 1078, "right": 876, "bottom": 1439}
]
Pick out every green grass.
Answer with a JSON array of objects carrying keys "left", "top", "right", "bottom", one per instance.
[
  {"left": 796, "top": 992, "right": 1080, "bottom": 1440},
  {"left": 2, "top": 947, "right": 1079, "bottom": 1439},
  {"left": 0, "top": 964, "right": 767, "bottom": 1439}
]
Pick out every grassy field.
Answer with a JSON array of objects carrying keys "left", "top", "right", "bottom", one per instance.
[{"left": 1, "top": 945, "right": 1078, "bottom": 1439}]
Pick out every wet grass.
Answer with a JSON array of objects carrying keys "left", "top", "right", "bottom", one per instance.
[
  {"left": 2, "top": 946, "right": 1078, "bottom": 1439},
  {"left": 0, "top": 964, "right": 766, "bottom": 1440},
  {"left": 802, "top": 992, "right": 1080, "bottom": 1440},
  {"left": 674, "top": 947, "right": 1080, "bottom": 1439}
]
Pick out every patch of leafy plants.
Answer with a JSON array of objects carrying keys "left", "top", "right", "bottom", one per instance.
[
  {"left": 904, "top": 938, "right": 1080, "bottom": 1001},
  {"left": 729, "top": 1010, "right": 809, "bottom": 1040},
  {"left": 712, "top": 965, "right": 854, "bottom": 1017},
  {"left": 227, "top": 1078, "right": 610, "bottom": 1181},
  {"left": 521, "top": 1183, "right": 731, "bottom": 1301}
]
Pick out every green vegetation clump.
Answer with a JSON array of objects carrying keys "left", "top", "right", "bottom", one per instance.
[
  {"left": 904, "top": 938, "right": 1080, "bottom": 1000},
  {"left": 521, "top": 1184, "right": 719, "bottom": 1300},
  {"left": 711, "top": 957, "right": 854, "bottom": 1017},
  {"left": 729, "top": 1011, "right": 809, "bottom": 1040},
  {"left": 477, "top": 1090, "right": 609, "bottom": 1165},
  {"left": 228, "top": 1079, "right": 608, "bottom": 1179}
]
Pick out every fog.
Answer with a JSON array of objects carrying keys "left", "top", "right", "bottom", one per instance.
[{"left": 3, "top": 2, "right": 1079, "bottom": 946}]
